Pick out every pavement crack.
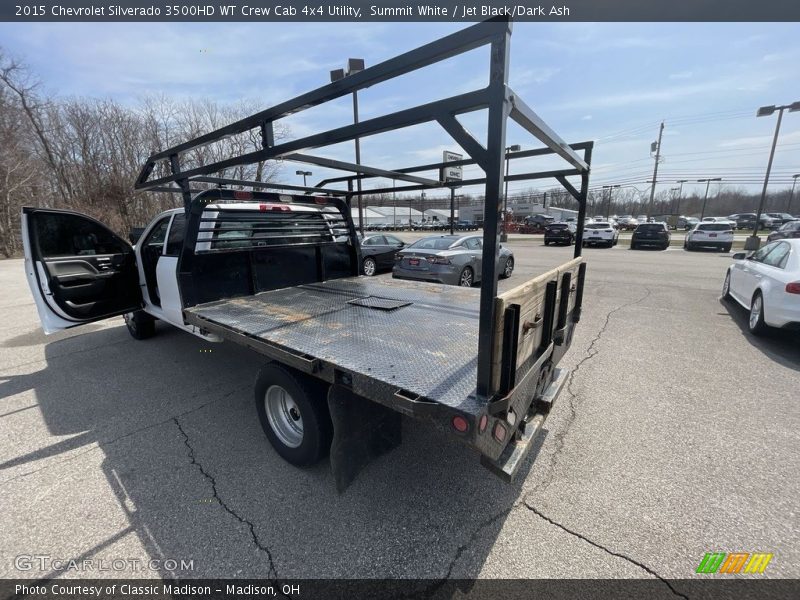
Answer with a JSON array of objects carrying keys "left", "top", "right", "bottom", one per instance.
[
  {"left": 173, "top": 416, "right": 279, "bottom": 581},
  {"left": 523, "top": 501, "right": 688, "bottom": 599},
  {"left": 534, "top": 286, "right": 652, "bottom": 494},
  {"left": 421, "top": 503, "right": 522, "bottom": 597},
  {"left": 0, "top": 385, "right": 246, "bottom": 488}
]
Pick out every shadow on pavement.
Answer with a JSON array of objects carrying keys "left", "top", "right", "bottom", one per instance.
[
  {"left": 1, "top": 323, "right": 532, "bottom": 580},
  {"left": 719, "top": 298, "right": 800, "bottom": 372}
]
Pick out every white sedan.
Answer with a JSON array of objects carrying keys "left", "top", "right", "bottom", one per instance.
[{"left": 722, "top": 239, "right": 800, "bottom": 334}]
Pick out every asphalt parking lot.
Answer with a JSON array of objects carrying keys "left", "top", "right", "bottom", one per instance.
[{"left": 1, "top": 238, "right": 798, "bottom": 587}]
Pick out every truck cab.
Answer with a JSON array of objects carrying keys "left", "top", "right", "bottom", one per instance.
[{"left": 22, "top": 190, "right": 357, "bottom": 340}]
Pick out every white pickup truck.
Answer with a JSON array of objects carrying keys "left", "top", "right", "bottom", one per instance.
[{"left": 22, "top": 189, "right": 584, "bottom": 491}]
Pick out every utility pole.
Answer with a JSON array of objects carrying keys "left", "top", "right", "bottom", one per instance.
[
  {"left": 602, "top": 185, "right": 620, "bottom": 219},
  {"left": 698, "top": 178, "right": 722, "bottom": 219},
  {"left": 648, "top": 121, "right": 664, "bottom": 219}
]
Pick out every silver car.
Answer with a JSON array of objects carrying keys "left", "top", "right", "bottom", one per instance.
[{"left": 392, "top": 234, "right": 514, "bottom": 287}]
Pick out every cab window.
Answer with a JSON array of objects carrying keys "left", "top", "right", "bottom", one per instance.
[
  {"left": 34, "top": 212, "right": 128, "bottom": 257},
  {"left": 165, "top": 213, "right": 186, "bottom": 256}
]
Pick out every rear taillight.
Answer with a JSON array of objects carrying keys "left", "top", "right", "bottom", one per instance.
[
  {"left": 493, "top": 422, "right": 507, "bottom": 443},
  {"left": 234, "top": 191, "right": 253, "bottom": 200},
  {"left": 428, "top": 256, "right": 451, "bottom": 265},
  {"left": 452, "top": 415, "right": 469, "bottom": 433},
  {"left": 786, "top": 282, "right": 800, "bottom": 294}
]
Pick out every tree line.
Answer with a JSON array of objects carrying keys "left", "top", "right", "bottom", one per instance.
[{"left": 0, "top": 49, "right": 283, "bottom": 258}]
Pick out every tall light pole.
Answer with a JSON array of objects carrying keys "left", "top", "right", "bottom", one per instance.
[
  {"left": 675, "top": 179, "right": 688, "bottom": 215},
  {"left": 748, "top": 101, "right": 800, "bottom": 249},
  {"left": 501, "top": 144, "right": 521, "bottom": 242},
  {"left": 789, "top": 174, "right": 800, "bottom": 213},
  {"left": 295, "top": 170, "right": 312, "bottom": 187},
  {"left": 330, "top": 58, "right": 366, "bottom": 233},
  {"left": 602, "top": 184, "right": 620, "bottom": 219},
  {"left": 697, "top": 178, "right": 722, "bottom": 220},
  {"left": 669, "top": 187, "right": 680, "bottom": 215}
]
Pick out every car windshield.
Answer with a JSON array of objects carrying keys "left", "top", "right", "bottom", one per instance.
[
  {"left": 637, "top": 224, "right": 664, "bottom": 232},
  {"left": 407, "top": 237, "right": 458, "bottom": 250},
  {"left": 697, "top": 224, "right": 731, "bottom": 231},
  {"left": 547, "top": 224, "right": 568, "bottom": 230},
  {"left": 587, "top": 223, "right": 611, "bottom": 228}
]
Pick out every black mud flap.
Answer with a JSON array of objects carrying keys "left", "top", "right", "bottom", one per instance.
[{"left": 327, "top": 384, "right": 402, "bottom": 493}]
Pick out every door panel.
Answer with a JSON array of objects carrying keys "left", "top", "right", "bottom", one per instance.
[{"left": 22, "top": 207, "right": 142, "bottom": 333}]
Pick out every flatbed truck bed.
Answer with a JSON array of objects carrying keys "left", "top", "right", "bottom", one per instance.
[{"left": 186, "top": 277, "right": 486, "bottom": 416}]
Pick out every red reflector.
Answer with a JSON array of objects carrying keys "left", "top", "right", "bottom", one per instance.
[
  {"left": 786, "top": 282, "right": 800, "bottom": 294},
  {"left": 234, "top": 191, "right": 252, "bottom": 200},
  {"left": 314, "top": 197, "right": 328, "bottom": 205},
  {"left": 479, "top": 415, "right": 488, "bottom": 433},
  {"left": 493, "top": 422, "right": 507, "bottom": 443},
  {"left": 452, "top": 415, "right": 469, "bottom": 433}
]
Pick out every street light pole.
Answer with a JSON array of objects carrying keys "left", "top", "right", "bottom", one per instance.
[
  {"left": 748, "top": 101, "right": 800, "bottom": 249},
  {"left": 675, "top": 179, "right": 688, "bottom": 215},
  {"left": 789, "top": 174, "right": 800, "bottom": 213},
  {"left": 697, "top": 178, "right": 722, "bottom": 220},
  {"left": 501, "top": 144, "right": 521, "bottom": 242},
  {"left": 295, "top": 170, "right": 312, "bottom": 187}
]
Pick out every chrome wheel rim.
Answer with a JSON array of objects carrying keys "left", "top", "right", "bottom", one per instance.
[
  {"left": 265, "top": 385, "right": 303, "bottom": 448},
  {"left": 749, "top": 296, "right": 762, "bottom": 330},
  {"left": 363, "top": 259, "right": 376, "bottom": 276},
  {"left": 124, "top": 312, "right": 136, "bottom": 331},
  {"left": 504, "top": 258, "right": 514, "bottom": 277},
  {"left": 460, "top": 269, "right": 473, "bottom": 287}
]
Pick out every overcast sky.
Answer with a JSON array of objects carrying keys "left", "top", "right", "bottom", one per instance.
[{"left": 1, "top": 20, "right": 798, "bottom": 202}]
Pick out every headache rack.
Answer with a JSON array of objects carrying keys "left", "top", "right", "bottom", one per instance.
[{"left": 134, "top": 15, "right": 593, "bottom": 403}]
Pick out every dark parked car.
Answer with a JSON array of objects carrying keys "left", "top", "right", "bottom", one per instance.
[
  {"left": 765, "top": 213, "right": 797, "bottom": 228},
  {"left": 678, "top": 216, "right": 700, "bottom": 231},
  {"left": 631, "top": 222, "right": 670, "bottom": 250},
  {"left": 392, "top": 234, "right": 514, "bottom": 287},
  {"left": 728, "top": 213, "right": 757, "bottom": 230},
  {"left": 767, "top": 220, "right": 800, "bottom": 242},
  {"left": 543, "top": 222, "right": 576, "bottom": 246},
  {"left": 359, "top": 234, "right": 405, "bottom": 276}
]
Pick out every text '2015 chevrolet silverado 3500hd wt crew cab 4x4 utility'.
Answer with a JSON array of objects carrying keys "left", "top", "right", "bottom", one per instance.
[{"left": 22, "top": 17, "right": 593, "bottom": 491}]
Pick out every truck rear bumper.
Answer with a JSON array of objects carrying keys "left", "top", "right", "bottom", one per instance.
[{"left": 480, "top": 367, "right": 568, "bottom": 481}]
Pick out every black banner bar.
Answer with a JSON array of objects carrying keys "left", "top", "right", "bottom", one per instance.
[{"left": 3, "top": 0, "right": 800, "bottom": 22}]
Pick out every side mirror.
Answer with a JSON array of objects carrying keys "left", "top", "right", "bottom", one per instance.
[{"left": 732, "top": 252, "right": 746, "bottom": 260}]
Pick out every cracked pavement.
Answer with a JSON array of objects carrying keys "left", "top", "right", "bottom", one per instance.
[{"left": 1, "top": 239, "right": 798, "bottom": 583}]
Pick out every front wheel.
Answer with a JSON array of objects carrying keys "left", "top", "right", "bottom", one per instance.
[
  {"left": 362, "top": 257, "right": 377, "bottom": 276},
  {"left": 630, "top": 242, "right": 637, "bottom": 250},
  {"left": 124, "top": 310, "right": 156, "bottom": 340},
  {"left": 254, "top": 364, "right": 332, "bottom": 466},
  {"left": 748, "top": 292, "right": 768, "bottom": 336},
  {"left": 722, "top": 244, "right": 732, "bottom": 253},
  {"left": 721, "top": 270, "right": 733, "bottom": 301},
  {"left": 501, "top": 256, "right": 514, "bottom": 279},
  {"left": 459, "top": 266, "right": 474, "bottom": 287}
]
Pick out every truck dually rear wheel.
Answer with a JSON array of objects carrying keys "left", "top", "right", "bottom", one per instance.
[{"left": 254, "top": 364, "right": 332, "bottom": 466}]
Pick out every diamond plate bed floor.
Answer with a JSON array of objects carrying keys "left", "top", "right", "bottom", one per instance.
[{"left": 184, "top": 277, "right": 484, "bottom": 413}]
